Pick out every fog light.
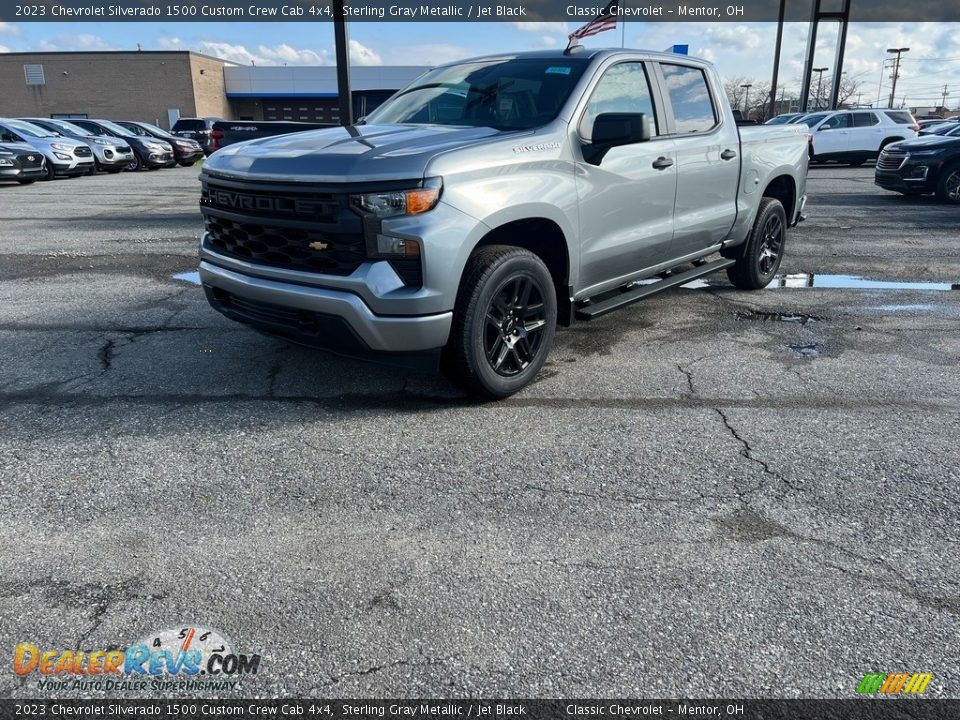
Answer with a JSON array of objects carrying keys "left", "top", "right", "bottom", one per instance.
[
  {"left": 104, "top": 149, "right": 113, "bottom": 159},
  {"left": 54, "top": 152, "right": 71, "bottom": 160},
  {"left": 376, "top": 234, "right": 420, "bottom": 257},
  {"left": 911, "top": 165, "right": 928, "bottom": 179}
]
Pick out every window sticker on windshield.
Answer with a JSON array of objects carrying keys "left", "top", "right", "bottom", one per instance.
[{"left": 545, "top": 66, "right": 571, "bottom": 75}]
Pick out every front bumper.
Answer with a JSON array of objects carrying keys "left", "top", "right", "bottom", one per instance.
[
  {"left": 143, "top": 150, "right": 175, "bottom": 168},
  {"left": 199, "top": 260, "right": 452, "bottom": 359},
  {"left": 875, "top": 166, "right": 936, "bottom": 193},
  {"left": 52, "top": 156, "right": 95, "bottom": 176},
  {"left": 0, "top": 166, "right": 44, "bottom": 179},
  {"left": 174, "top": 148, "right": 204, "bottom": 163},
  {"left": 95, "top": 146, "right": 134, "bottom": 169}
]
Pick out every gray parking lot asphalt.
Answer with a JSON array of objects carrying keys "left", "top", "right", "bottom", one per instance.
[{"left": 0, "top": 165, "right": 958, "bottom": 698}]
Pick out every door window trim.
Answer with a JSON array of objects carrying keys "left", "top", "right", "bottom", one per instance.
[
  {"left": 573, "top": 58, "right": 670, "bottom": 146},
  {"left": 653, "top": 61, "right": 722, "bottom": 137}
]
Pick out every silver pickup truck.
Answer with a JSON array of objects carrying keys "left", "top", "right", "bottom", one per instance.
[{"left": 198, "top": 49, "right": 809, "bottom": 398}]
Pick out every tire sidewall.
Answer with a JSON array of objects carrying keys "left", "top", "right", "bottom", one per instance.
[
  {"left": 464, "top": 254, "right": 557, "bottom": 398},
  {"left": 748, "top": 199, "right": 787, "bottom": 285},
  {"left": 937, "top": 164, "right": 960, "bottom": 204}
]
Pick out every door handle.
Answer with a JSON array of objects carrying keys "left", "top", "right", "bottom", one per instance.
[
  {"left": 721, "top": 149, "right": 737, "bottom": 160},
  {"left": 652, "top": 156, "right": 674, "bottom": 170}
]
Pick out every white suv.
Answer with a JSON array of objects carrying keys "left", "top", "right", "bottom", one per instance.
[{"left": 800, "top": 109, "right": 919, "bottom": 165}]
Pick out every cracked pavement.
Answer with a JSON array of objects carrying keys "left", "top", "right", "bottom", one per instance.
[{"left": 1, "top": 166, "right": 959, "bottom": 698}]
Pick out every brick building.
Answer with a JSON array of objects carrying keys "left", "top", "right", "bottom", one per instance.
[{"left": 0, "top": 50, "right": 430, "bottom": 129}]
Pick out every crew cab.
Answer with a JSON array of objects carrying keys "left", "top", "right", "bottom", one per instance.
[{"left": 198, "top": 49, "right": 809, "bottom": 398}]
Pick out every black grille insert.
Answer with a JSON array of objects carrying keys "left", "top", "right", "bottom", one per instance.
[
  {"left": 74, "top": 146, "right": 92, "bottom": 158},
  {"left": 201, "top": 178, "right": 366, "bottom": 276}
]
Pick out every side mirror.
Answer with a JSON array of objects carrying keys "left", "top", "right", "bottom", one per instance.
[{"left": 590, "top": 112, "right": 651, "bottom": 148}]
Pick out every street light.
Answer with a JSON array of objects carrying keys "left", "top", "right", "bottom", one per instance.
[
  {"left": 740, "top": 83, "right": 752, "bottom": 116},
  {"left": 812, "top": 67, "right": 828, "bottom": 110},
  {"left": 886, "top": 47, "right": 909, "bottom": 109}
]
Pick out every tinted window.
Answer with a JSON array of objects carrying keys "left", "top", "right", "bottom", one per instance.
[
  {"left": 73, "top": 121, "right": 106, "bottom": 136},
  {"left": 366, "top": 59, "right": 588, "bottom": 130},
  {"left": 120, "top": 123, "right": 151, "bottom": 137},
  {"left": 852, "top": 112, "right": 879, "bottom": 127},
  {"left": 173, "top": 119, "right": 206, "bottom": 131},
  {"left": 581, "top": 62, "right": 658, "bottom": 138},
  {"left": 820, "top": 114, "right": 850, "bottom": 129},
  {"left": 659, "top": 64, "right": 717, "bottom": 133},
  {"left": 884, "top": 111, "right": 915, "bottom": 124}
]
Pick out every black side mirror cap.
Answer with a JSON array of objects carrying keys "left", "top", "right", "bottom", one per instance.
[{"left": 582, "top": 112, "right": 651, "bottom": 165}]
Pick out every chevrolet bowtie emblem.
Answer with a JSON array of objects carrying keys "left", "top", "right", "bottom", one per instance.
[{"left": 308, "top": 241, "right": 329, "bottom": 251}]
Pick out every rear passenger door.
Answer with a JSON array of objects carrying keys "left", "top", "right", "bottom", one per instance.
[
  {"left": 656, "top": 62, "right": 740, "bottom": 253},
  {"left": 851, "top": 111, "right": 883, "bottom": 153}
]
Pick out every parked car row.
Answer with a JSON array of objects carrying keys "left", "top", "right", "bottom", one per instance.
[{"left": 0, "top": 116, "right": 204, "bottom": 184}]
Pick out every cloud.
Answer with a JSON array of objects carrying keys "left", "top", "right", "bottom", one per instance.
[
  {"left": 0, "top": 44, "right": 9, "bottom": 53},
  {"left": 511, "top": 22, "right": 568, "bottom": 33},
  {"left": 156, "top": 36, "right": 381, "bottom": 67},
  {"left": 0, "top": 22, "right": 19, "bottom": 35},
  {"left": 349, "top": 39, "right": 382, "bottom": 66},
  {"left": 37, "top": 34, "right": 115, "bottom": 51}
]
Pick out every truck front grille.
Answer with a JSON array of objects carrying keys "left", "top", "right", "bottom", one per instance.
[
  {"left": 74, "top": 146, "right": 92, "bottom": 158},
  {"left": 200, "top": 177, "right": 366, "bottom": 277},
  {"left": 876, "top": 149, "right": 906, "bottom": 171}
]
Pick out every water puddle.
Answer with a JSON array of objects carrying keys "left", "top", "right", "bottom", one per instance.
[
  {"left": 172, "top": 271, "right": 202, "bottom": 286},
  {"left": 768, "top": 273, "right": 958, "bottom": 291},
  {"left": 737, "top": 310, "right": 824, "bottom": 324},
  {"left": 789, "top": 343, "right": 822, "bottom": 358}
]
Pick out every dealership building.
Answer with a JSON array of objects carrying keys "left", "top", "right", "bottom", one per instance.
[{"left": 0, "top": 51, "right": 429, "bottom": 128}]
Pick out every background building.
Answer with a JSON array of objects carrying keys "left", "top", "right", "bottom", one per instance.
[{"left": 0, "top": 51, "right": 429, "bottom": 128}]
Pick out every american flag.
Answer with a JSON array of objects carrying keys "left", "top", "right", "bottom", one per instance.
[{"left": 568, "top": 0, "right": 619, "bottom": 42}]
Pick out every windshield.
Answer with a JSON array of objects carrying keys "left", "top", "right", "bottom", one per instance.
[
  {"left": 364, "top": 58, "right": 589, "bottom": 130},
  {"left": 139, "top": 122, "right": 174, "bottom": 138},
  {"left": 4, "top": 119, "right": 57, "bottom": 138},
  {"left": 796, "top": 112, "right": 829, "bottom": 126},
  {"left": 46, "top": 119, "right": 91, "bottom": 136},
  {"left": 95, "top": 119, "right": 135, "bottom": 137}
]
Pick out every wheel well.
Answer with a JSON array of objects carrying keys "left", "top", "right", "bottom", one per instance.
[
  {"left": 762, "top": 174, "right": 796, "bottom": 222},
  {"left": 881, "top": 137, "right": 904, "bottom": 147},
  {"left": 473, "top": 218, "right": 572, "bottom": 325}
]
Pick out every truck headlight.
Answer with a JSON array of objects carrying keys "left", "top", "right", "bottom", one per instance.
[
  {"left": 350, "top": 177, "right": 442, "bottom": 218},
  {"left": 0, "top": 158, "right": 14, "bottom": 166}
]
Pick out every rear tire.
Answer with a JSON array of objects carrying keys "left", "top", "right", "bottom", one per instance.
[
  {"left": 723, "top": 197, "right": 787, "bottom": 290},
  {"left": 442, "top": 245, "right": 557, "bottom": 399},
  {"left": 847, "top": 159, "right": 866, "bottom": 167},
  {"left": 936, "top": 163, "right": 960, "bottom": 204},
  {"left": 16, "top": 179, "right": 36, "bottom": 185}
]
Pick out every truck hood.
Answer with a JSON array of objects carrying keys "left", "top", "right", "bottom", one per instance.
[{"left": 204, "top": 124, "right": 508, "bottom": 183}]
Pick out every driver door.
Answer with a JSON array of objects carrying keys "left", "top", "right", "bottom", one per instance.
[
  {"left": 575, "top": 61, "right": 677, "bottom": 294},
  {"left": 814, "top": 113, "right": 851, "bottom": 156}
]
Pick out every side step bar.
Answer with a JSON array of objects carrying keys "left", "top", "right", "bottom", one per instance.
[{"left": 575, "top": 258, "right": 735, "bottom": 320}]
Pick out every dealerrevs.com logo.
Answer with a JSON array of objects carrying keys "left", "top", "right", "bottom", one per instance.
[{"left": 13, "top": 626, "right": 261, "bottom": 692}]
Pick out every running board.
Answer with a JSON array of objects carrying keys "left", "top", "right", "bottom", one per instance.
[{"left": 575, "top": 258, "right": 735, "bottom": 320}]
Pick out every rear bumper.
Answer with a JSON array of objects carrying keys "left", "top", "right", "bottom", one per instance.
[{"left": 199, "top": 260, "right": 452, "bottom": 361}]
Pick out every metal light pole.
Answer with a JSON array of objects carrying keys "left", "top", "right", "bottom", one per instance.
[
  {"left": 332, "top": 0, "right": 353, "bottom": 125},
  {"left": 741, "top": 83, "right": 752, "bottom": 117},
  {"left": 812, "top": 67, "right": 828, "bottom": 110},
  {"left": 886, "top": 47, "right": 909, "bottom": 110}
]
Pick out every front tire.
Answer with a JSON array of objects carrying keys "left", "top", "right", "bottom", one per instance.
[
  {"left": 723, "top": 197, "right": 787, "bottom": 290},
  {"left": 443, "top": 245, "right": 557, "bottom": 399},
  {"left": 936, "top": 163, "right": 960, "bottom": 204},
  {"left": 126, "top": 153, "right": 142, "bottom": 172},
  {"left": 41, "top": 161, "right": 56, "bottom": 181},
  {"left": 16, "top": 179, "right": 36, "bottom": 185}
]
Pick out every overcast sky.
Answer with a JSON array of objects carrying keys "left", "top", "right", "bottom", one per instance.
[{"left": 1, "top": 20, "right": 958, "bottom": 108}]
